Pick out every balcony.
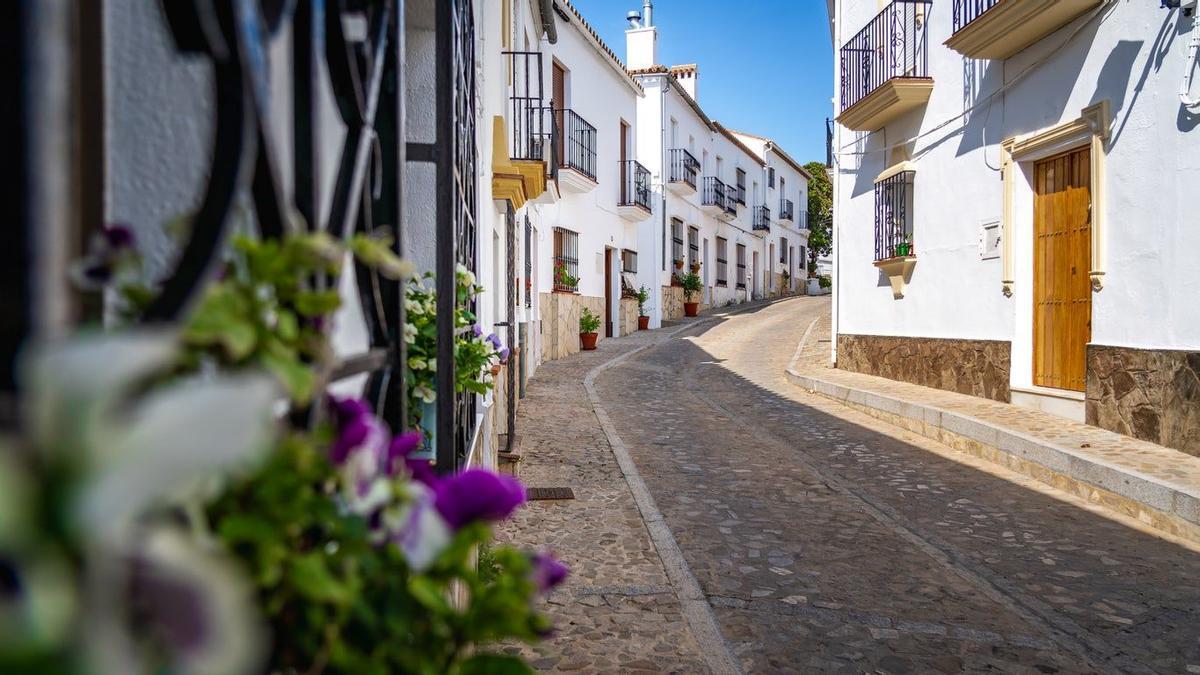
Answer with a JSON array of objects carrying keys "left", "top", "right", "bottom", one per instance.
[
  {"left": 946, "top": 0, "right": 1104, "bottom": 60},
  {"left": 702, "top": 177, "right": 729, "bottom": 215},
  {"left": 838, "top": 0, "right": 933, "bottom": 132},
  {"left": 873, "top": 165, "right": 917, "bottom": 298},
  {"left": 733, "top": 182, "right": 747, "bottom": 206},
  {"left": 795, "top": 209, "right": 809, "bottom": 232},
  {"left": 495, "top": 51, "right": 556, "bottom": 207},
  {"left": 753, "top": 205, "right": 771, "bottom": 232},
  {"left": 779, "top": 198, "right": 795, "bottom": 222},
  {"left": 667, "top": 148, "right": 700, "bottom": 195},
  {"left": 722, "top": 185, "right": 738, "bottom": 217},
  {"left": 556, "top": 108, "right": 597, "bottom": 193},
  {"left": 618, "top": 160, "right": 653, "bottom": 222}
]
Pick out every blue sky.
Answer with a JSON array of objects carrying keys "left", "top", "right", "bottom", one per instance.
[{"left": 568, "top": 0, "right": 833, "bottom": 164}]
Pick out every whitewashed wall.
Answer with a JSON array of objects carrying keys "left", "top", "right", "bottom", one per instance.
[{"left": 832, "top": 1, "right": 1200, "bottom": 359}]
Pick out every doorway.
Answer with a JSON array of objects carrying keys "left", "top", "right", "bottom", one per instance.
[
  {"left": 1032, "top": 147, "right": 1092, "bottom": 392},
  {"left": 552, "top": 62, "right": 566, "bottom": 167},
  {"left": 604, "top": 248, "right": 614, "bottom": 338}
]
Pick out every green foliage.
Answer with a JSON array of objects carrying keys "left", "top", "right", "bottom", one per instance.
[
  {"left": 819, "top": 274, "right": 832, "bottom": 289},
  {"left": 679, "top": 272, "right": 703, "bottom": 301},
  {"left": 554, "top": 263, "right": 578, "bottom": 291},
  {"left": 804, "top": 161, "right": 833, "bottom": 268},
  {"left": 635, "top": 286, "right": 650, "bottom": 316},
  {"left": 209, "top": 433, "right": 548, "bottom": 674},
  {"left": 579, "top": 308, "right": 601, "bottom": 334}
]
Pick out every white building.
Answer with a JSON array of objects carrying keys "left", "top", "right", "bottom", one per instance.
[{"left": 828, "top": 0, "right": 1200, "bottom": 455}]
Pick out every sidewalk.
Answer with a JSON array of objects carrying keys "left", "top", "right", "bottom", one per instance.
[{"left": 786, "top": 314, "right": 1200, "bottom": 546}]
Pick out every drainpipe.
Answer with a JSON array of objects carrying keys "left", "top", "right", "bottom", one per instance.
[{"left": 657, "top": 75, "right": 667, "bottom": 327}]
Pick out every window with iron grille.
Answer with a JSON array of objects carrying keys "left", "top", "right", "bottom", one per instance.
[
  {"left": 874, "top": 169, "right": 915, "bottom": 261},
  {"left": 688, "top": 226, "right": 699, "bottom": 269},
  {"left": 735, "top": 168, "right": 747, "bottom": 205},
  {"left": 553, "top": 227, "right": 579, "bottom": 292},
  {"left": 716, "top": 237, "right": 728, "bottom": 286},
  {"left": 768, "top": 167, "right": 775, "bottom": 188},
  {"left": 736, "top": 244, "right": 747, "bottom": 289},
  {"left": 780, "top": 236, "right": 788, "bottom": 263},
  {"left": 671, "top": 218, "right": 685, "bottom": 265},
  {"left": 799, "top": 246, "right": 808, "bottom": 275},
  {"left": 622, "top": 249, "right": 638, "bottom": 273}
]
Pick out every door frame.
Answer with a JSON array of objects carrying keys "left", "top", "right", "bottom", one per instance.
[{"left": 604, "top": 247, "right": 614, "bottom": 338}]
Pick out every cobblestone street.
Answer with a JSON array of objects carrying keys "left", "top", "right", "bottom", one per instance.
[{"left": 502, "top": 297, "right": 1200, "bottom": 674}]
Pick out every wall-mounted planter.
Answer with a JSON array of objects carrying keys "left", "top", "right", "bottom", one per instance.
[{"left": 874, "top": 256, "right": 917, "bottom": 299}]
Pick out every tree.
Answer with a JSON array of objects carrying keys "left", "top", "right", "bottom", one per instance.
[{"left": 804, "top": 161, "right": 832, "bottom": 276}]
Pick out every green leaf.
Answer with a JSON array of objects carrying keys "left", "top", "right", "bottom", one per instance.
[
  {"left": 290, "top": 552, "right": 349, "bottom": 604},
  {"left": 294, "top": 290, "right": 342, "bottom": 317},
  {"left": 184, "top": 285, "right": 258, "bottom": 360},
  {"left": 408, "top": 576, "right": 451, "bottom": 614},
  {"left": 454, "top": 654, "right": 535, "bottom": 675},
  {"left": 262, "top": 350, "right": 316, "bottom": 403}
]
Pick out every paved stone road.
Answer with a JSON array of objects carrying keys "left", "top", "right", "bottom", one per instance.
[{"left": 503, "top": 296, "right": 1200, "bottom": 674}]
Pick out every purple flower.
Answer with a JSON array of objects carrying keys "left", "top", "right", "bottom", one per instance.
[
  {"left": 384, "top": 431, "right": 432, "bottom": 482},
  {"left": 105, "top": 223, "right": 136, "bottom": 249},
  {"left": 498, "top": 347, "right": 511, "bottom": 364},
  {"left": 485, "top": 333, "right": 503, "bottom": 351},
  {"left": 329, "top": 397, "right": 382, "bottom": 466},
  {"left": 472, "top": 323, "right": 484, "bottom": 337},
  {"left": 530, "top": 551, "right": 568, "bottom": 592},
  {"left": 433, "top": 469, "right": 526, "bottom": 529}
]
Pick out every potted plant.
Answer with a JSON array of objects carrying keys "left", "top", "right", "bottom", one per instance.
[
  {"left": 895, "top": 235, "right": 912, "bottom": 257},
  {"left": 781, "top": 268, "right": 791, "bottom": 293},
  {"left": 680, "top": 272, "right": 703, "bottom": 317},
  {"left": 636, "top": 285, "right": 650, "bottom": 330},
  {"left": 674, "top": 258, "right": 685, "bottom": 271},
  {"left": 554, "top": 262, "right": 579, "bottom": 293},
  {"left": 690, "top": 260, "right": 702, "bottom": 274},
  {"left": 579, "top": 307, "right": 601, "bottom": 350}
]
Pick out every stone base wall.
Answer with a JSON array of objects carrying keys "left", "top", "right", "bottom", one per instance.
[
  {"left": 619, "top": 298, "right": 638, "bottom": 336},
  {"left": 837, "top": 334, "right": 1012, "bottom": 403},
  {"left": 1087, "top": 345, "right": 1200, "bottom": 457},
  {"left": 661, "top": 285, "right": 685, "bottom": 321},
  {"left": 539, "top": 292, "right": 608, "bottom": 363}
]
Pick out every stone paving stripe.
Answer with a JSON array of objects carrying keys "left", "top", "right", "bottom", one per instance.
[{"left": 526, "top": 487, "right": 576, "bottom": 500}]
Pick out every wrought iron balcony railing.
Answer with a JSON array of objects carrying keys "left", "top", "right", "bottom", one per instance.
[
  {"left": 734, "top": 182, "right": 747, "bottom": 206},
  {"left": 703, "top": 177, "right": 728, "bottom": 210},
  {"left": 668, "top": 148, "right": 700, "bottom": 188},
  {"left": 619, "top": 160, "right": 652, "bottom": 212},
  {"left": 840, "top": 0, "right": 932, "bottom": 113},
  {"left": 874, "top": 170, "right": 916, "bottom": 261},
  {"left": 753, "top": 205, "right": 771, "bottom": 231},
  {"left": 779, "top": 198, "right": 794, "bottom": 221},
  {"left": 504, "top": 51, "right": 557, "bottom": 178},
  {"left": 796, "top": 209, "right": 809, "bottom": 230},
  {"left": 556, "top": 108, "right": 597, "bottom": 181},
  {"left": 723, "top": 185, "right": 738, "bottom": 215},
  {"left": 953, "top": 0, "right": 1001, "bottom": 34}
]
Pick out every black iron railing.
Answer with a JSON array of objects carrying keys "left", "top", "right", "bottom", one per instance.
[
  {"left": 874, "top": 170, "right": 915, "bottom": 261},
  {"left": 735, "top": 171, "right": 747, "bottom": 205},
  {"left": 619, "top": 159, "right": 652, "bottom": 211},
  {"left": 723, "top": 184, "right": 738, "bottom": 216},
  {"left": 716, "top": 239, "right": 728, "bottom": 285},
  {"left": 554, "top": 227, "right": 579, "bottom": 293},
  {"left": 780, "top": 198, "right": 795, "bottom": 221},
  {"left": 688, "top": 227, "right": 699, "bottom": 269},
  {"left": 953, "top": 0, "right": 1002, "bottom": 33},
  {"left": 703, "top": 177, "right": 728, "bottom": 210},
  {"left": 557, "top": 108, "right": 597, "bottom": 180},
  {"left": 671, "top": 219, "right": 685, "bottom": 264},
  {"left": 669, "top": 148, "right": 700, "bottom": 188},
  {"left": 504, "top": 51, "right": 556, "bottom": 177},
  {"left": 840, "top": 0, "right": 932, "bottom": 113},
  {"left": 796, "top": 209, "right": 809, "bottom": 230},
  {"left": 736, "top": 245, "right": 747, "bottom": 290},
  {"left": 753, "top": 205, "right": 771, "bottom": 231}
]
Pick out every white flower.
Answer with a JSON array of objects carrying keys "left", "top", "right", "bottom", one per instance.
[
  {"left": 426, "top": 358, "right": 437, "bottom": 371},
  {"left": 415, "top": 385, "right": 436, "bottom": 404},
  {"left": 391, "top": 483, "right": 451, "bottom": 572},
  {"left": 455, "top": 263, "right": 476, "bottom": 288},
  {"left": 404, "top": 297, "right": 422, "bottom": 314},
  {"left": 403, "top": 322, "right": 417, "bottom": 344},
  {"left": 408, "top": 357, "right": 427, "bottom": 371}
]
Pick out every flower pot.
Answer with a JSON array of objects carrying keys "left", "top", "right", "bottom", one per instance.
[
  {"left": 490, "top": 364, "right": 502, "bottom": 376},
  {"left": 674, "top": 260, "right": 684, "bottom": 271},
  {"left": 638, "top": 315, "right": 650, "bottom": 330},
  {"left": 690, "top": 263, "right": 701, "bottom": 274},
  {"left": 580, "top": 332, "right": 598, "bottom": 350},
  {"left": 684, "top": 302, "right": 699, "bottom": 317}
]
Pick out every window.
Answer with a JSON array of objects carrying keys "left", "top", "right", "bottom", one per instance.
[
  {"left": 799, "top": 246, "right": 807, "bottom": 275},
  {"left": 553, "top": 227, "right": 579, "bottom": 292},
  {"left": 622, "top": 249, "right": 638, "bottom": 273},
  {"left": 768, "top": 167, "right": 775, "bottom": 188},
  {"left": 780, "top": 236, "right": 788, "bottom": 264},
  {"left": 688, "top": 226, "right": 699, "bottom": 269},
  {"left": 780, "top": 177, "right": 786, "bottom": 199},
  {"left": 874, "top": 168, "right": 916, "bottom": 261},
  {"left": 670, "top": 118, "right": 678, "bottom": 146},
  {"left": 736, "top": 244, "right": 747, "bottom": 289},
  {"left": 671, "top": 218, "right": 685, "bottom": 265},
  {"left": 715, "top": 237, "right": 728, "bottom": 286},
  {"left": 735, "top": 168, "right": 747, "bottom": 205}
]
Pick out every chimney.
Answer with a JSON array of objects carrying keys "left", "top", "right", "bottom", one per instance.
[
  {"left": 625, "top": 3, "right": 658, "bottom": 69},
  {"left": 670, "top": 64, "right": 698, "bottom": 102}
]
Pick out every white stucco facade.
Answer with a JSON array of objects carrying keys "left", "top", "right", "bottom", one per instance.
[{"left": 829, "top": 0, "right": 1200, "bottom": 428}]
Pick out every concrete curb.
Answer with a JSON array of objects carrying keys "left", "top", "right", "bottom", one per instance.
[
  {"left": 574, "top": 298, "right": 803, "bottom": 675},
  {"left": 784, "top": 352, "right": 1200, "bottom": 545}
]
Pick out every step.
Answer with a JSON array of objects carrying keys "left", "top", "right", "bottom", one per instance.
[{"left": 785, "top": 367, "right": 1200, "bottom": 546}]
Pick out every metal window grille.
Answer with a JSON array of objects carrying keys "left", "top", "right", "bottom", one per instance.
[
  {"left": 874, "top": 170, "right": 915, "bottom": 261},
  {"left": 558, "top": 108, "right": 597, "bottom": 180},
  {"left": 669, "top": 148, "right": 699, "bottom": 187},
  {"left": 753, "top": 205, "right": 771, "bottom": 231},
  {"left": 619, "top": 159, "right": 652, "bottom": 211},
  {"left": 716, "top": 237, "right": 728, "bottom": 286},
  {"left": 840, "top": 0, "right": 932, "bottom": 113},
  {"left": 736, "top": 244, "right": 747, "bottom": 289},
  {"left": 953, "top": 0, "right": 1003, "bottom": 34},
  {"left": 702, "top": 176, "right": 727, "bottom": 209},
  {"left": 780, "top": 237, "right": 788, "bottom": 264},
  {"left": 622, "top": 249, "right": 638, "bottom": 273},
  {"left": 768, "top": 167, "right": 775, "bottom": 188},
  {"left": 688, "top": 227, "right": 699, "bottom": 269},
  {"left": 553, "top": 227, "right": 580, "bottom": 292},
  {"left": 723, "top": 184, "right": 738, "bottom": 215},
  {"left": 735, "top": 168, "right": 747, "bottom": 205},
  {"left": 671, "top": 218, "right": 685, "bottom": 264},
  {"left": 780, "top": 198, "right": 795, "bottom": 221}
]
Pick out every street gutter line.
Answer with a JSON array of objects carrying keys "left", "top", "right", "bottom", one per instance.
[{"left": 579, "top": 295, "right": 806, "bottom": 675}]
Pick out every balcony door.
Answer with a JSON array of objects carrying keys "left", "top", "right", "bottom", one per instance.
[
  {"left": 552, "top": 62, "right": 565, "bottom": 167},
  {"left": 620, "top": 121, "right": 629, "bottom": 203},
  {"left": 604, "top": 248, "right": 614, "bottom": 338},
  {"left": 1033, "top": 147, "right": 1092, "bottom": 392}
]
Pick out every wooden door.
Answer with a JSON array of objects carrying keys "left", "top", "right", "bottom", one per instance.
[
  {"left": 604, "top": 249, "right": 614, "bottom": 337},
  {"left": 619, "top": 122, "right": 629, "bottom": 202},
  {"left": 552, "top": 63, "right": 565, "bottom": 167},
  {"left": 1033, "top": 147, "right": 1092, "bottom": 392}
]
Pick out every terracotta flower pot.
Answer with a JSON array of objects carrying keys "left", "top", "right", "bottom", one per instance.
[
  {"left": 674, "top": 260, "right": 684, "bottom": 271},
  {"left": 684, "top": 302, "right": 699, "bottom": 317},
  {"left": 638, "top": 315, "right": 650, "bottom": 330},
  {"left": 580, "top": 332, "right": 598, "bottom": 350},
  {"left": 490, "top": 364, "right": 502, "bottom": 376},
  {"left": 690, "top": 263, "right": 701, "bottom": 274}
]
